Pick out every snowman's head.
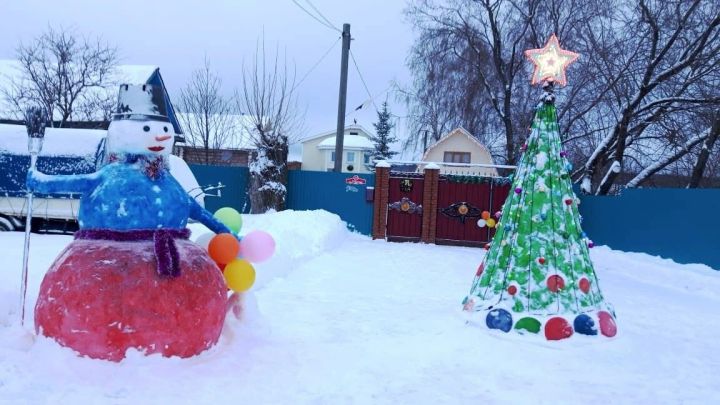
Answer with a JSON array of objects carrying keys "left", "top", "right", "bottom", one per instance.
[{"left": 106, "top": 119, "right": 174, "bottom": 157}]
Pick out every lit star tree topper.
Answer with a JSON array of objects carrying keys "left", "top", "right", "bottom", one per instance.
[{"left": 524, "top": 34, "right": 579, "bottom": 86}]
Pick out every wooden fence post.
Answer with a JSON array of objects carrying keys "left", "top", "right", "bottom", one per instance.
[
  {"left": 372, "top": 161, "right": 391, "bottom": 239},
  {"left": 421, "top": 164, "right": 440, "bottom": 244}
]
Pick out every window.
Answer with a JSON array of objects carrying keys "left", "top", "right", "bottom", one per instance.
[
  {"left": 347, "top": 151, "right": 355, "bottom": 162},
  {"left": 349, "top": 131, "right": 359, "bottom": 135},
  {"left": 444, "top": 151, "right": 471, "bottom": 164},
  {"left": 364, "top": 153, "right": 371, "bottom": 164},
  {"left": 330, "top": 151, "right": 335, "bottom": 162}
]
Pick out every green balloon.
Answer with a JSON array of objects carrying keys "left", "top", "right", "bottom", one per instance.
[{"left": 214, "top": 207, "right": 243, "bottom": 233}]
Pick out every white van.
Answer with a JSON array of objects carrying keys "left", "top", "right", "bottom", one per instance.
[{"left": 0, "top": 124, "right": 208, "bottom": 232}]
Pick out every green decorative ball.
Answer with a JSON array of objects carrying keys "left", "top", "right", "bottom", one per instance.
[
  {"left": 214, "top": 207, "right": 243, "bottom": 233},
  {"left": 514, "top": 317, "right": 541, "bottom": 334}
]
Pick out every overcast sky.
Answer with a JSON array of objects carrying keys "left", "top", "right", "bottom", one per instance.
[{"left": 0, "top": 0, "right": 415, "bottom": 140}]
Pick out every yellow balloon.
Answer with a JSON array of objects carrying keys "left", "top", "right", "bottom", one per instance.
[
  {"left": 223, "top": 259, "right": 256, "bottom": 292},
  {"left": 486, "top": 218, "right": 497, "bottom": 228}
]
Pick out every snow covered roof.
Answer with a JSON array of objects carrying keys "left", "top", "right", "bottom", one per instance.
[
  {"left": 301, "top": 124, "right": 373, "bottom": 143},
  {"left": 317, "top": 135, "right": 374, "bottom": 150},
  {"left": 0, "top": 123, "right": 105, "bottom": 157},
  {"left": 422, "top": 127, "right": 494, "bottom": 162}
]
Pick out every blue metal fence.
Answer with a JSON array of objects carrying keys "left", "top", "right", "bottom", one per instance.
[
  {"left": 188, "top": 164, "right": 251, "bottom": 214},
  {"left": 578, "top": 188, "right": 720, "bottom": 270},
  {"left": 287, "top": 170, "right": 376, "bottom": 234}
]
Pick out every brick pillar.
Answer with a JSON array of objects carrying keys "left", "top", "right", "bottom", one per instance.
[
  {"left": 372, "top": 162, "right": 391, "bottom": 240},
  {"left": 421, "top": 165, "right": 440, "bottom": 244}
]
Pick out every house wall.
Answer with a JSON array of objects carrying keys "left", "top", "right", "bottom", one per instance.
[
  {"left": 424, "top": 135, "right": 498, "bottom": 176},
  {"left": 302, "top": 129, "right": 373, "bottom": 173}
]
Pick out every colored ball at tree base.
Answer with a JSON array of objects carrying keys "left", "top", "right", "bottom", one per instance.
[
  {"left": 214, "top": 207, "right": 243, "bottom": 233},
  {"left": 598, "top": 311, "right": 618, "bottom": 337},
  {"left": 224, "top": 259, "right": 256, "bottom": 292},
  {"left": 574, "top": 314, "right": 598, "bottom": 335},
  {"left": 34, "top": 239, "right": 227, "bottom": 361},
  {"left": 208, "top": 233, "right": 240, "bottom": 264},
  {"left": 240, "top": 230, "right": 276, "bottom": 263},
  {"left": 545, "top": 317, "right": 573, "bottom": 340},
  {"left": 486, "top": 309, "right": 513, "bottom": 332},
  {"left": 514, "top": 317, "right": 541, "bottom": 334}
]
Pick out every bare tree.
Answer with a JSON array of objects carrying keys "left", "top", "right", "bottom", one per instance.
[
  {"left": 236, "top": 41, "right": 303, "bottom": 213},
  {"left": 687, "top": 114, "right": 720, "bottom": 188},
  {"left": 2, "top": 26, "right": 118, "bottom": 126},
  {"left": 177, "top": 58, "right": 238, "bottom": 164}
]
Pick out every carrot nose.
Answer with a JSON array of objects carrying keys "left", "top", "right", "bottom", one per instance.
[{"left": 155, "top": 135, "right": 172, "bottom": 142}]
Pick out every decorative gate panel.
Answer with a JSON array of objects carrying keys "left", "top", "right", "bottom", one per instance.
[
  {"left": 386, "top": 174, "right": 424, "bottom": 241},
  {"left": 435, "top": 177, "right": 511, "bottom": 246}
]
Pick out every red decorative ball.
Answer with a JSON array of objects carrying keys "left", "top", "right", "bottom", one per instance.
[
  {"left": 547, "top": 275, "right": 565, "bottom": 292},
  {"left": 564, "top": 198, "right": 573, "bottom": 205},
  {"left": 34, "top": 239, "right": 227, "bottom": 361},
  {"left": 544, "top": 317, "right": 574, "bottom": 340},
  {"left": 538, "top": 257, "right": 546, "bottom": 265},
  {"left": 598, "top": 311, "right": 617, "bottom": 337},
  {"left": 579, "top": 278, "right": 591, "bottom": 293},
  {"left": 476, "top": 263, "right": 485, "bottom": 277},
  {"left": 507, "top": 285, "right": 518, "bottom": 295}
]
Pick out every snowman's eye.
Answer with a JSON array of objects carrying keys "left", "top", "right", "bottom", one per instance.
[
  {"left": 163, "top": 126, "right": 168, "bottom": 132},
  {"left": 143, "top": 125, "right": 150, "bottom": 132}
]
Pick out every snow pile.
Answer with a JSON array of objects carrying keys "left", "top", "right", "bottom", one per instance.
[
  {"left": 0, "top": 209, "right": 718, "bottom": 403},
  {"left": 189, "top": 209, "right": 351, "bottom": 290}
]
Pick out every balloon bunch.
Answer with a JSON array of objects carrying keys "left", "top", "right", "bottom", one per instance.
[
  {"left": 476, "top": 211, "right": 497, "bottom": 228},
  {"left": 195, "top": 207, "right": 276, "bottom": 293}
]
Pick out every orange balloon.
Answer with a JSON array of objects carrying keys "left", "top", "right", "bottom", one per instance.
[
  {"left": 481, "top": 211, "right": 491, "bottom": 220},
  {"left": 208, "top": 233, "right": 240, "bottom": 264}
]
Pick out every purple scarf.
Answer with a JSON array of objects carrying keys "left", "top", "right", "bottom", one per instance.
[{"left": 75, "top": 228, "right": 191, "bottom": 278}]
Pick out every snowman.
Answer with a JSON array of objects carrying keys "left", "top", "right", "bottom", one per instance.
[{"left": 28, "top": 84, "right": 232, "bottom": 361}]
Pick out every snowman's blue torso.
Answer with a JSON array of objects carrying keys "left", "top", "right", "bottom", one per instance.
[{"left": 79, "top": 162, "right": 191, "bottom": 230}]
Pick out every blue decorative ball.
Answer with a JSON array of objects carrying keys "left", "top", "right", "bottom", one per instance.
[
  {"left": 486, "top": 309, "right": 513, "bottom": 333},
  {"left": 574, "top": 314, "right": 598, "bottom": 336}
]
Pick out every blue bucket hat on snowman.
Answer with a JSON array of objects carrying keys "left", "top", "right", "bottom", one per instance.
[{"left": 114, "top": 83, "right": 170, "bottom": 122}]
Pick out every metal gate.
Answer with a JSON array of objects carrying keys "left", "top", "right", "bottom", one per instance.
[
  {"left": 435, "top": 177, "right": 511, "bottom": 246},
  {"left": 386, "top": 173, "right": 424, "bottom": 242}
]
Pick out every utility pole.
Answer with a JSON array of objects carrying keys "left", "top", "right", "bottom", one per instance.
[{"left": 333, "top": 23, "right": 351, "bottom": 172}]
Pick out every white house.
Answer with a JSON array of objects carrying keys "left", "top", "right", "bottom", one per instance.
[
  {"left": 300, "top": 124, "right": 375, "bottom": 173},
  {"left": 421, "top": 127, "right": 498, "bottom": 176}
]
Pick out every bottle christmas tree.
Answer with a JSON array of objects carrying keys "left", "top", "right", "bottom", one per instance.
[{"left": 462, "top": 35, "right": 617, "bottom": 340}]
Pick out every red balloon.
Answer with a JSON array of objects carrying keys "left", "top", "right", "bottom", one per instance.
[
  {"left": 545, "top": 317, "right": 573, "bottom": 340},
  {"left": 579, "top": 278, "right": 591, "bottom": 293},
  {"left": 547, "top": 275, "right": 565, "bottom": 292},
  {"left": 598, "top": 311, "right": 617, "bottom": 337},
  {"left": 208, "top": 233, "right": 240, "bottom": 265}
]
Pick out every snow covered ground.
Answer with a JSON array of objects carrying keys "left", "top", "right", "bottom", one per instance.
[{"left": 1, "top": 209, "right": 719, "bottom": 404}]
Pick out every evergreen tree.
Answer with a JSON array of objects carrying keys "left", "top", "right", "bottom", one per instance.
[
  {"left": 462, "top": 82, "right": 617, "bottom": 340},
  {"left": 370, "top": 101, "right": 397, "bottom": 163}
]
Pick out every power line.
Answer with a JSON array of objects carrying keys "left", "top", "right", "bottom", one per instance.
[
  {"left": 293, "top": 36, "right": 341, "bottom": 91},
  {"left": 349, "top": 49, "right": 379, "bottom": 112},
  {"left": 302, "top": 0, "right": 338, "bottom": 31},
  {"left": 291, "top": 0, "right": 341, "bottom": 32},
  {"left": 346, "top": 82, "right": 394, "bottom": 118}
]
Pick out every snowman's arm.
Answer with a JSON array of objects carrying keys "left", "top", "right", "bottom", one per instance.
[
  {"left": 189, "top": 200, "right": 233, "bottom": 235},
  {"left": 27, "top": 169, "right": 102, "bottom": 195}
]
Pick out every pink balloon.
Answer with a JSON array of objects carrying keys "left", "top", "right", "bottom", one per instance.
[{"left": 240, "top": 230, "right": 275, "bottom": 263}]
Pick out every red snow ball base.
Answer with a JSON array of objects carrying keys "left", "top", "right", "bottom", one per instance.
[
  {"left": 546, "top": 275, "right": 565, "bottom": 292},
  {"left": 35, "top": 239, "right": 228, "bottom": 362},
  {"left": 544, "top": 317, "right": 574, "bottom": 340},
  {"left": 598, "top": 311, "right": 618, "bottom": 337}
]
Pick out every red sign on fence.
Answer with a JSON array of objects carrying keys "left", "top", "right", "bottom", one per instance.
[{"left": 345, "top": 175, "right": 367, "bottom": 185}]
